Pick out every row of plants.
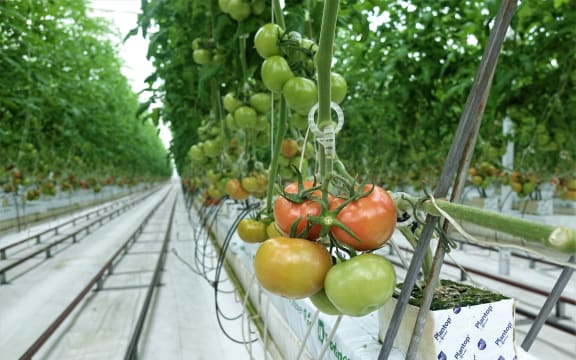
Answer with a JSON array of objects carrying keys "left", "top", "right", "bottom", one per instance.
[
  {"left": 0, "top": 0, "right": 172, "bottom": 203},
  {"left": 133, "top": 0, "right": 574, "bottom": 192}
]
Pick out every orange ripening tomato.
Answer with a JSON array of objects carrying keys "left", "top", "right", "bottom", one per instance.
[
  {"left": 330, "top": 185, "right": 396, "bottom": 251},
  {"left": 254, "top": 237, "right": 332, "bottom": 299},
  {"left": 225, "top": 178, "right": 249, "bottom": 200}
]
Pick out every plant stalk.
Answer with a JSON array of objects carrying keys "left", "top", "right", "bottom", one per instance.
[
  {"left": 315, "top": 0, "right": 339, "bottom": 193},
  {"left": 265, "top": 98, "right": 289, "bottom": 214},
  {"left": 272, "top": 0, "right": 285, "bottom": 29},
  {"left": 395, "top": 193, "right": 575, "bottom": 253}
]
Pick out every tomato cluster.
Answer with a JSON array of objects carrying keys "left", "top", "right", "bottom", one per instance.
[
  {"left": 248, "top": 179, "right": 398, "bottom": 317},
  {"left": 218, "top": 0, "right": 266, "bottom": 22},
  {"left": 225, "top": 172, "right": 268, "bottom": 200},
  {"left": 192, "top": 38, "right": 223, "bottom": 66},
  {"left": 222, "top": 92, "right": 270, "bottom": 132},
  {"left": 277, "top": 139, "right": 313, "bottom": 180},
  {"left": 255, "top": 24, "right": 348, "bottom": 118}
]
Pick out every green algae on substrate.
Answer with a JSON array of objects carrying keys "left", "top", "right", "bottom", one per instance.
[{"left": 397, "top": 279, "right": 508, "bottom": 310}]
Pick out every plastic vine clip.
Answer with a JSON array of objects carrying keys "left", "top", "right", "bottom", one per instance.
[{"left": 307, "top": 101, "right": 344, "bottom": 167}]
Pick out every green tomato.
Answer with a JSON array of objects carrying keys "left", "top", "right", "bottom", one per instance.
[
  {"left": 234, "top": 106, "right": 258, "bottom": 129},
  {"left": 254, "top": 23, "right": 282, "bottom": 58},
  {"left": 289, "top": 113, "right": 309, "bottom": 131},
  {"left": 188, "top": 145, "right": 204, "bottom": 161},
  {"left": 223, "top": 92, "right": 243, "bottom": 113},
  {"left": 324, "top": 253, "right": 396, "bottom": 317},
  {"left": 282, "top": 77, "right": 318, "bottom": 116},
  {"left": 330, "top": 72, "right": 348, "bottom": 104},
  {"left": 212, "top": 52, "right": 224, "bottom": 64},
  {"left": 203, "top": 140, "right": 221, "bottom": 158},
  {"left": 310, "top": 289, "right": 342, "bottom": 315},
  {"left": 253, "top": 129, "right": 270, "bottom": 147},
  {"left": 249, "top": 92, "right": 272, "bottom": 114},
  {"left": 251, "top": 0, "right": 266, "bottom": 15},
  {"left": 261, "top": 55, "right": 294, "bottom": 93},
  {"left": 256, "top": 115, "right": 269, "bottom": 129},
  {"left": 227, "top": 0, "right": 251, "bottom": 21},
  {"left": 192, "top": 38, "right": 203, "bottom": 50},
  {"left": 193, "top": 49, "right": 212, "bottom": 65},
  {"left": 218, "top": 0, "right": 231, "bottom": 13},
  {"left": 237, "top": 218, "right": 268, "bottom": 243},
  {"left": 225, "top": 113, "right": 239, "bottom": 130},
  {"left": 207, "top": 169, "right": 221, "bottom": 184}
]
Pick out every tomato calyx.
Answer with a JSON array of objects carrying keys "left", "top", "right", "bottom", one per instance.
[
  {"left": 277, "top": 172, "right": 322, "bottom": 205},
  {"left": 308, "top": 179, "right": 376, "bottom": 244}
]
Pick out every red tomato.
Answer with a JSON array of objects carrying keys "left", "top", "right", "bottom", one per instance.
[
  {"left": 254, "top": 237, "right": 332, "bottom": 299},
  {"left": 330, "top": 185, "right": 396, "bottom": 251},
  {"left": 273, "top": 181, "right": 322, "bottom": 240}
]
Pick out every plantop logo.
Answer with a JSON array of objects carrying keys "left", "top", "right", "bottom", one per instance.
[
  {"left": 474, "top": 305, "right": 493, "bottom": 329},
  {"left": 434, "top": 316, "right": 452, "bottom": 342},
  {"left": 454, "top": 334, "right": 471, "bottom": 360},
  {"left": 437, "top": 351, "right": 447, "bottom": 360},
  {"left": 495, "top": 321, "right": 513, "bottom": 347}
]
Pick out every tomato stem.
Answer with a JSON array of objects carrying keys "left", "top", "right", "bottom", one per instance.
[
  {"left": 265, "top": 97, "right": 289, "bottom": 214},
  {"left": 272, "top": 0, "right": 286, "bottom": 30},
  {"left": 315, "top": 0, "right": 340, "bottom": 201},
  {"left": 394, "top": 193, "right": 576, "bottom": 254},
  {"left": 316, "top": 0, "right": 339, "bottom": 125}
]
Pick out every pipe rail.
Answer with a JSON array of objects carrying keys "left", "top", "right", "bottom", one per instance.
[{"left": 0, "top": 189, "right": 160, "bottom": 284}]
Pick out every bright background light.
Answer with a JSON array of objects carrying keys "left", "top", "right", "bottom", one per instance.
[{"left": 88, "top": 0, "right": 172, "bottom": 150}]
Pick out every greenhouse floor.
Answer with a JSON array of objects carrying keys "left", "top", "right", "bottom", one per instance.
[{"left": 0, "top": 187, "right": 573, "bottom": 359}]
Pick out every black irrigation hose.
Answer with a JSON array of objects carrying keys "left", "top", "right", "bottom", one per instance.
[
  {"left": 213, "top": 201, "right": 261, "bottom": 344},
  {"left": 182, "top": 195, "right": 261, "bottom": 345},
  {"left": 214, "top": 205, "right": 253, "bottom": 320}
]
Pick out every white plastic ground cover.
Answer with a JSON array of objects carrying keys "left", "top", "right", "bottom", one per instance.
[{"left": 205, "top": 199, "right": 542, "bottom": 360}]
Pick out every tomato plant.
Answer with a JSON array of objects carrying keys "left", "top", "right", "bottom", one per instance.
[
  {"left": 237, "top": 218, "right": 268, "bottom": 243},
  {"left": 324, "top": 253, "right": 396, "bottom": 317},
  {"left": 273, "top": 181, "right": 323, "bottom": 240},
  {"left": 261, "top": 55, "right": 294, "bottom": 93},
  {"left": 330, "top": 185, "right": 397, "bottom": 251},
  {"left": 254, "top": 237, "right": 332, "bottom": 299}
]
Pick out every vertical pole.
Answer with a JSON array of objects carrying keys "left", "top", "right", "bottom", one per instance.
[{"left": 499, "top": 117, "right": 514, "bottom": 274}]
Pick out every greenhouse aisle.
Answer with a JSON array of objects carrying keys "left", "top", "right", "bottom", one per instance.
[{"left": 138, "top": 190, "right": 270, "bottom": 360}]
